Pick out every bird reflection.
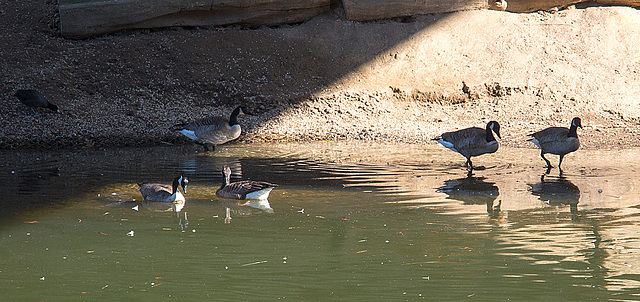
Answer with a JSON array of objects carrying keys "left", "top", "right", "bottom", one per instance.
[
  {"left": 213, "top": 198, "right": 274, "bottom": 220},
  {"left": 529, "top": 173, "right": 580, "bottom": 220},
  {"left": 437, "top": 174, "right": 501, "bottom": 216},
  {"left": 105, "top": 200, "right": 188, "bottom": 230},
  {"left": 211, "top": 199, "right": 274, "bottom": 224}
]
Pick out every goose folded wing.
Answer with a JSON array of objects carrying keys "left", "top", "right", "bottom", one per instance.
[
  {"left": 179, "top": 116, "right": 227, "bottom": 131},
  {"left": 532, "top": 127, "right": 569, "bottom": 143},
  {"left": 443, "top": 127, "right": 487, "bottom": 149},
  {"left": 232, "top": 180, "right": 278, "bottom": 193},
  {"left": 140, "top": 184, "right": 172, "bottom": 199}
]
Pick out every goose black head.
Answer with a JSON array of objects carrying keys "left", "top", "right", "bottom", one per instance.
[
  {"left": 571, "top": 117, "right": 582, "bottom": 129},
  {"left": 229, "top": 106, "right": 250, "bottom": 126},
  {"left": 172, "top": 176, "right": 188, "bottom": 194},
  {"left": 180, "top": 176, "right": 188, "bottom": 194},
  {"left": 487, "top": 121, "right": 501, "bottom": 139},
  {"left": 238, "top": 106, "right": 252, "bottom": 115}
]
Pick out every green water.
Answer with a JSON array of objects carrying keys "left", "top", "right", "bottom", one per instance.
[{"left": 1, "top": 142, "right": 640, "bottom": 300}]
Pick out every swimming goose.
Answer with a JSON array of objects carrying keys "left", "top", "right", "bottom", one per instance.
[
  {"left": 15, "top": 89, "right": 59, "bottom": 112},
  {"left": 138, "top": 175, "right": 188, "bottom": 202},
  {"left": 175, "top": 106, "right": 249, "bottom": 151},
  {"left": 433, "top": 121, "right": 501, "bottom": 170},
  {"left": 216, "top": 166, "right": 278, "bottom": 200},
  {"left": 529, "top": 117, "right": 582, "bottom": 170}
]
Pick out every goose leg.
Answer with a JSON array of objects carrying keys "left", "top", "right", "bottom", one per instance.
[
  {"left": 558, "top": 155, "right": 565, "bottom": 175},
  {"left": 466, "top": 158, "right": 474, "bottom": 171},
  {"left": 558, "top": 155, "right": 565, "bottom": 169},
  {"left": 540, "top": 152, "right": 553, "bottom": 168},
  {"left": 202, "top": 143, "right": 215, "bottom": 152}
]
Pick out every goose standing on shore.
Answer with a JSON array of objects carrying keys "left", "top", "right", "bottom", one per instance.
[
  {"left": 138, "top": 175, "right": 188, "bottom": 202},
  {"left": 529, "top": 117, "right": 582, "bottom": 171},
  {"left": 433, "top": 121, "right": 501, "bottom": 171},
  {"left": 216, "top": 166, "right": 278, "bottom": 200},
  {"left": 175, "top": 106, "right": 249, "bottom": 151},
  {"left": 15, "top": 89, "right": 59, "bottom": 113}
]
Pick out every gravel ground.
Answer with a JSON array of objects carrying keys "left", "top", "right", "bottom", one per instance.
[{"left": 1, "top": 2, "right": 639, "bottom": 150}]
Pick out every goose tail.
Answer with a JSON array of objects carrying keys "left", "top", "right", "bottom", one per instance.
[{"left": 172, "top": 123, "right": 188, "bottom": 131}]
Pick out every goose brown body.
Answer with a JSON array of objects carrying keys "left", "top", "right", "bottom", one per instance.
[
  {"left": 530, "top": 117, "right": 582, "bottom": 170},
  {"left": 216, "top": 166, "right": 278, "bottom": 200},
  {"left": 176, "top": 106, "right": 248, "bottom": 151},
  {"left": 138, "top": 176, "right": 188, "bottom": 202},
  {"left": 434, "top": 121, "right": 501, "bottom": 170},
  {"left": 180, "top": 116, "right": 241, "bottom": 145}
]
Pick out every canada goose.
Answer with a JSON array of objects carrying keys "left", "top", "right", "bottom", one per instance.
[
  {"left": 138, "top": 175, "right": 188, "bottom": 202},
  {"left": 216, "top": 166, "right": 278, "bottom": 200},
  {"left": 15, "top": 89, "right": 59, "bottom": 112},
  {"left": 529, "top": 117, "right": 582, "bottom": 170},
  {"left": 175, "top": 106, "right": 249, "bottom": 151},
  {"left": 433, "top": 121, "right": 501, "bottom": 170}
]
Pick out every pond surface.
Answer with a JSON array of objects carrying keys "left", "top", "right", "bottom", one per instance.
[{"left": 1, "top": 142, "right": 640, "bottom": 301}]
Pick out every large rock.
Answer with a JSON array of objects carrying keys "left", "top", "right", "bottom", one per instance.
[
  {"left": 506, "top": 0, "right": 640, "bottom": 12},
  {"left": 59, "top": 0, "right": 640, "bottom": 38},
  {"left": 341, "top": 0, "right": 488, "bottom": 21},
  {"left": 341, "top": 0, "right": 640, "bottom": 19},
  {"left": 59, "top": 0, "right": 330, "bottom": 39}
]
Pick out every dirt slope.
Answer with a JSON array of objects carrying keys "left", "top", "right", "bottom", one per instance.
[{"left": 0, "top": 2, "right": 639, "bottom": 149}]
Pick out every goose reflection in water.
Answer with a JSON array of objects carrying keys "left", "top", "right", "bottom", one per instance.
[
  {"left": 215, "top": 199, "right": 274, "bottom": 214},
  {"left": 105, "top": 200, "right": 189, "bottom": 230},
  {"left": 529, "top": 173, "right": 580, "bottom": 220},
  {"left": 437, "top": 174, "right": 501, "bottom": 216},
  {"left": 211, "top": 200, "right": 274, "bottom": 224}
]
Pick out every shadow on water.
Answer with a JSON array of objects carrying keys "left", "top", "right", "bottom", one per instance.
[
  {"left": 1, "top": 142, "right": 640, "bottom": 217},
  {"left": 2, "top": 142, "right": 640, "bottom": 300},
  {"left": 437, "top": 173, "right": 501, "bottom": 217},
  {"left": 529, "top": 173, "right": 581, "bottom": 220}
]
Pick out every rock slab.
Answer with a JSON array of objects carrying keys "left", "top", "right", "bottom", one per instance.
[
  {"left": 59, "top": 0, "right": 330, "bottom": 39},
  {"left": 59, "top": 0, "right": 640, "bottom": 38}
]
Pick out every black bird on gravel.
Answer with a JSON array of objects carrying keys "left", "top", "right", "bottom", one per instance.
[{"left": 14, "top": 89, "right": 59, "bottom": 113}]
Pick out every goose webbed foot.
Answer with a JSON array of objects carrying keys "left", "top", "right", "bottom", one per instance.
[{"left": 544, "top": 166, "right": 552, "bottom": 175}]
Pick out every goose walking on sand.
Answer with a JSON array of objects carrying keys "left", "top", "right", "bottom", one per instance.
[
  {"left": 138, "top": 175, "right": 188, "bottom": 202},
  {"left": 529, "top": 117, "right": 582, "bottom": 171},
  {"left": 175, "top": 106, "right": 249, "bottom": 151},
  {"left": 216, "top": 166, "right": 278, "bottom": 200},
  {"left": 433, "top": 121, "right": 501, "bottom": 171}
]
